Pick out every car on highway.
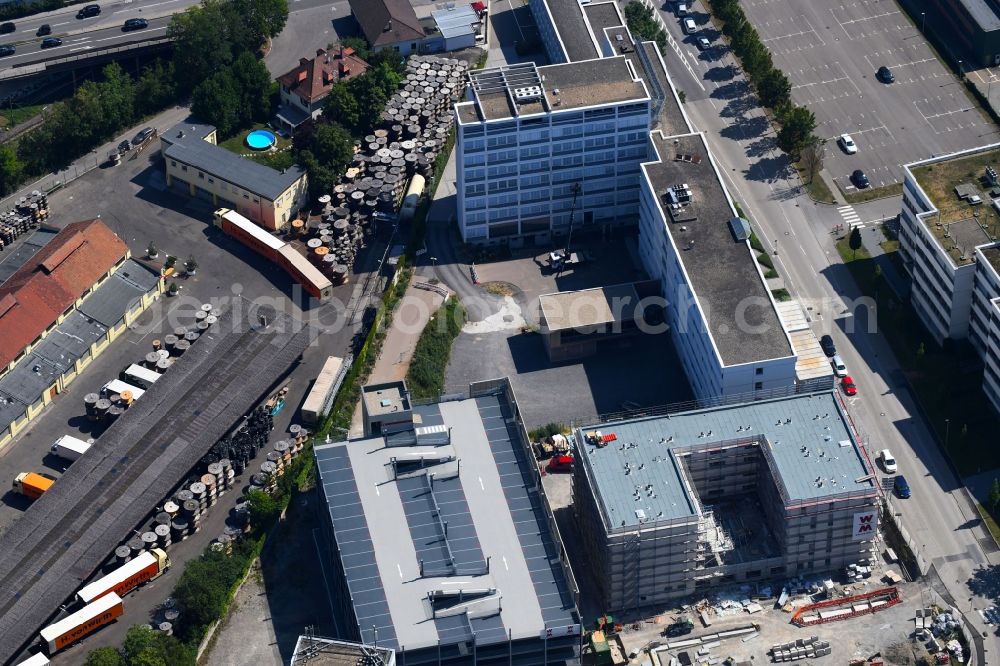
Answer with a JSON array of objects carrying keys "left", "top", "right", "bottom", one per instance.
[
  {"left": 838, "top": 134, "right": 857, "bottom": 155},
  {"left": 697, "top": 36, "right": 711, "bottom": 50},
  {"left": 36, "top": 24, "right": 51, "bottom": 36},
  {"left": 0, "top": 22, "right": 14, "bottom": 34},
  {"left": 819, "top": 334, "right": 836, "bottom": 357},
  {"left": 893, "top": 475, "right": 911, "bottom": 499},
  {"left": 77, "top": 4, "right": 101, "bottom": 18},
  {"left": 851, "top": 169, "right": 870, "bottom": 189},
  {"left": 876, "top": 66, "right": 894, "bottom": 84},
  {"left": 122, "top": 18, "right": 148, "bottom": 31},
  {"left": 40, "top": 37, "right": 62, "bottom": 48},
  {"left": 0, "top": 44, "right": 14, "bottom": 57},
  {"left": 841, "top": 375, "right": 857, "bottom": 396},
  {"left": 132, "top": 126, "right": 155, "bottom": 145},
  {"left": 682, "top": 17, "right": 697, "bottom": 34},
  {"left": 880, "top": 449, "right": 898, "bottom": 474},
  {"left": 831, "top": 354, "right": 847, "bottom": 377}
]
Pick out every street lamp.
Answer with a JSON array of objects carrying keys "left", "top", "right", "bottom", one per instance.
[
  {"left": 430, "top": 256, "right": 437, "bottom": 268},
  {"left": 921, "top": 12, "right": 925, "bottom": 33},
  {"left": 945, "top": 418, "right": 951, "bottom": 450}
]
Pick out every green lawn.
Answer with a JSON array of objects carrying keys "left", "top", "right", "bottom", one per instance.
[
  {"left": 842, "top": 181, "right": 903, "bottom": 204},
  {"left": 0, "top": 102, "right": 49, "bottom": 129},
  {"left": 794, "top": 164, "right": 836, "bottom": 204},
  {"left": 835, "top": 237, "right": 1000, "bottom": 474},
  {"left": 405, "top": 298, "right": 466, "bottom": 400},
  {"left": 218, "top": 124, "right": 295, "bottom": 168}
]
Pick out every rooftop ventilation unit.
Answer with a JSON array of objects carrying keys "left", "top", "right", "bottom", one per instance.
[
  {"left": 513, "top": 85, "right": 542, "bottom": 103},
  {"left": 988, "top": 165, "right": 999, "bottom": 186},
  {"left": 665, "top": 183, "right": 693, "bottom": 205}
]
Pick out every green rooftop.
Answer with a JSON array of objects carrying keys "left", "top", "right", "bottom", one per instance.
[{"left": 911, "top": 147, "right": 1000, "bottom": 266}]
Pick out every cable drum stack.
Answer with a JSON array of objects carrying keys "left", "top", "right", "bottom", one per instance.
[{"left": 0, "top": 190, "right": 48, "bottom": 252}]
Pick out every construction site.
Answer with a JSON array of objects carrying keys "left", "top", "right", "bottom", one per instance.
[{"left": 572, "top": 391, "right": 880, "bottom": 612}]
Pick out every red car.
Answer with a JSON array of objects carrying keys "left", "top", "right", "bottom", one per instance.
[
  {"left": 841, "top": 376, "right": 857, "bottom": 396},
  {"left": 547, "top": 455, "right": 573, "bottom": 473}
]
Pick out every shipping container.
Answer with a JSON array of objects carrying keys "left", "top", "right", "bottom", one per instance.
[
  {"left": 101, "top": 379, "right": 145, "bottom": 400},
  {"left": 40, "top": 593, "right": 123, "bottom": 654},
  {"left": 300, "top": 356, "right": 346, "bottom": 424},
  {"left": 13, "top": 472, "right": 53, "bottom": 499},
  {"left": 77, "top": 549, "right": 169, "bottom": 605},
  {"left": 50, "top": 435, "right": 92, "bottom": 462},
  {"left": 121, "top": 364, "right": 161, "bottom": 390}
]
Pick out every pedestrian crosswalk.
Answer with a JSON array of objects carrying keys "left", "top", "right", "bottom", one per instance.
[{"left": 838, "top": 205, "right": 864, "bottom": 228}]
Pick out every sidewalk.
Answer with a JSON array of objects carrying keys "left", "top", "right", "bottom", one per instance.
[
  {"left": 859, "top": 221, "right": 910, "bottom": 299},
  {"left": 348, "top": 281, "right": 449, "bottom": 436}
]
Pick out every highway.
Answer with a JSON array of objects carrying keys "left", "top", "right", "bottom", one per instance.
[
  {"left": 647, "top": 0, "right": 1000, "bottom": 657},
  {"left": 0, "top": 0, "right": 344, "bottom": 71}
]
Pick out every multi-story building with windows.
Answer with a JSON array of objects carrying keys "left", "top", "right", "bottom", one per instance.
[
  {"left": 453, "top": 0, "right": 691, "bottom": 244},
  {"left": 636, "top": 130, "right": 806, "bottom": 401},
  {"left": 898, "top": 144, "right": 1000, "bottom": 415},
  {"left": 454, "top": 58, "right": 651, "bottom": 244}
]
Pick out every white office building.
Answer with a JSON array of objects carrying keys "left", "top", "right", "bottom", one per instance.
[
  {"left": 898, "top": 144, "right": 1000, "bottom": 415},
  {"left": 637, "top": 130, "right": 804, "bottom": 401}
]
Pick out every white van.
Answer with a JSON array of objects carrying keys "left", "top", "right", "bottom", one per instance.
[
  {"left": 831, "top": 355, "right": 848, "bottom": 377},
  {"left": 880, "top": 449, "right": 898, "bottom": 474}
]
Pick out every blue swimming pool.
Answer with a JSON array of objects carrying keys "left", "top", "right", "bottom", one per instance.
[{"left": 246, "top": 129, "right": 277, "bottom": 150}]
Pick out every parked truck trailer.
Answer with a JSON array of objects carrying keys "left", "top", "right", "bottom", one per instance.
[
  {"left": 40, "top": 592, "right": 123, "bottom": 654},
  {"left": 76, "top": 548, "right": 169, "bottom": 605},
  {"left": 13, "top": 472, "right": 53, "bottom": 499},
  {"left": 50, "top": 435, "right": 93, "bottom": 462}
]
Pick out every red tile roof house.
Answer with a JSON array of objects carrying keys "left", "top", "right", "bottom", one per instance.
[
  {"left": 275, "top": 47, "right": 370, "bottom": 134},
  {"left": 0, "top": 220, "right": 129, "bottom": 380}
]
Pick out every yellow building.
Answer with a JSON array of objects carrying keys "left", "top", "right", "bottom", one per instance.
[
  {"left": 0, "top": 220, "right": 163, "bottom": 448},
  {"left": 160, "top": 121, "right": 309, "bottom": 231}
]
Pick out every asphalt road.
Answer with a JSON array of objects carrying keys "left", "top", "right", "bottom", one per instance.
[
  {"left": 648, "top": 0, "right": 1000, "bottom": 653},
  {"left": 0, "top": 0, "right": 348, "bottom": 71}
]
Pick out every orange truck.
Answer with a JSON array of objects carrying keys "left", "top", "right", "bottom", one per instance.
[
  {"left": 40, "top": 592, "right": 123, "bottom": 654},
  {"left": 76, "top": 548, "right": 170, "bottom": 605},
  {"left": 13, "top": 473, "right": 53, "bottom": 499}
]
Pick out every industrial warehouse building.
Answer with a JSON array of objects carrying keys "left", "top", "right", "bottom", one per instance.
[
  {"left": 918, "top": 0, "right": 1000, "bottom": 67},
  {"left": 160, "top": 120, "right": 309, "bottom": 231},
  {"left": 0, "top": 220, "right": 162, "bottom": 449},
  {"left": 572, "top": 391, "right": 879, "bottom": 612},
  {"left": 0, "top": 303, "right": 311, "bottom": 664},
  {"left": 315, "top": 378, "right": 582, "bottom": 665},
  {"left": 896, "top": 144, "right": 1000, "bottom": 415}
]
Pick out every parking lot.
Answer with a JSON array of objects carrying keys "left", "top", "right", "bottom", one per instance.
[{"left": 740, "top": 0, "right": 994, "bottom": 191}]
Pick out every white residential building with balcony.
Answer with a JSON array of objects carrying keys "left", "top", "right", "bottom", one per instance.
[{"left": 898, "top": 144, "right": 1000, "bottom": 415}]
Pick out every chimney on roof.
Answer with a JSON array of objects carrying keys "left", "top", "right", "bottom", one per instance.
[
  {"left": 299, "top": 57, "right": 310, "bottom": 66},
  {"left": 316, "top": 48, "right": 326, "bottom": 57}
]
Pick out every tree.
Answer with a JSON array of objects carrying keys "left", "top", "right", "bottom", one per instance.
[
  {"left": 135, "top": 60, "right": 178, "bottom": 117},
  {"left": 849, "top": 226, "right": 862, "bottom": 258},
  {"left": 776, "top": 106, "right": 817, "bottom": 158},
  {"left": 322, "top": 82, "right": 360, "bottom": 131},
  {"left": 756, "top": 68, "right": 791, "bottom": 109},
  {"left": 348, "top": 74, "right": 388, "bottom": 134},
  {"left": 185, "top": 256, "right": 198, "bottom": 274},
  {"left": 94, "top": 63, "right": 136, "bottom": 138},
  {"left": 247, "top": 489, "right": 281, "bottom": 528},
  {"left": 298, "top": 149, "right": 338, "bottom": 200},
  {"left": 233, "top": 0, "right": 288, "bottom": 46},
  {"left": 168, "top": 0, "right": 239, "bottom": 93},
  {"left": 0, "top": 144, "right": 23, "bottom": 196},
  {"left": 991, "top": 478, "right": 1000, "bottom": 513},
  {"left": 122, "top": 626, "right": 165, "bottom": 666},
  {"left": 84, "top": 647, "right": 123, "bottom": 666},
  {"left": 310, "top": 122, "right": 354, "bottom": 172},
  {"left": 799, "top": 139, "right": 824, "bottom": 185},
  {"left": 231, "top": 51, "right": 276, "bottom": 125},
  {"left": 192, "top": 70, "right": 241, "bottom": 136},
  {"left": 339, "top": 36, "right": 370, "bottom": 60}
]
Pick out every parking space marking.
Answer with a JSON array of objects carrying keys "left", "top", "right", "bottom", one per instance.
[
  {"left": 760, "top": 15, "right": 826, "bottom": 51},
  {"left": 830, "top": 6, "right": 902, "bottom": 40}
]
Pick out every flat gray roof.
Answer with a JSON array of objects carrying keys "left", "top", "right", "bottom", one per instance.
[
  {"left": 958, "top": 0, "right": 1000, "bottom": 32},
  {"left": 576, "top": 392, "right": 875, "bottom": 531},
  {"left": 0, "top": 228, "right": 58, "bottom": 285},
  {"left": 161, "top": 121, "right": 306, "bottom": 201},
  {"left": 0, "top": 302, "right": 311, "bottom": 664},
  {"left": 77, "top": 259, "right": 159, "bottom": 327},
  {"left": 541, "top": 0, "right": 599, "bottom": 61},
  {"left": 643, "top": 132, "right": 792, "bottom": 366},
  {"left": 583, "top": 2, "right": 622, "bottom": 35},
  {"left": 315, "top": 393, "right": 577, "bottom": 651},
  {"left": 537, "top": 56, "right": 647, "bottom": 111},
  {"left": 539, "top": 282, "right": 639, "bottom": 331},
  {"left": 362, "top": 381, "right": 410, "bottom": 417},
  {"left": 640, "top": 42, "right": 690, "bottom": 135}
]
